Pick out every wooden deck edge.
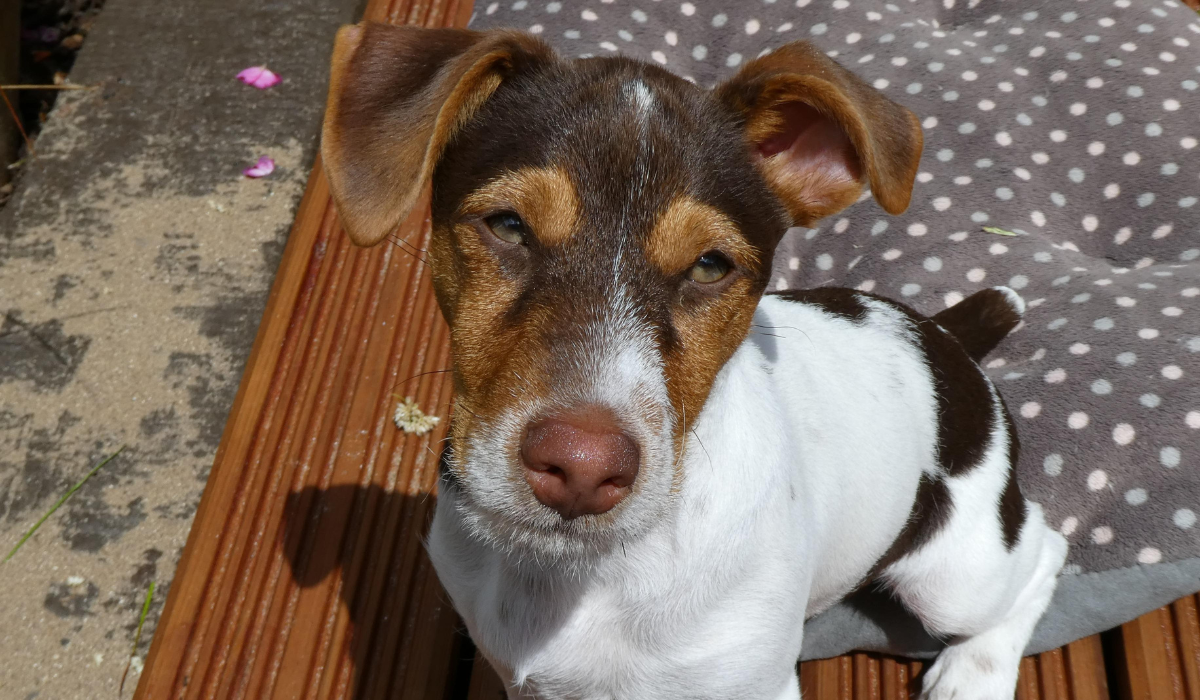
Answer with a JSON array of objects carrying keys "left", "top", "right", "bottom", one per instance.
[
  {"left": 134, "top": 0, "right": 474, "bottom": 698},
  {"left": 135, "top": 151, "right": 333, "bottom": 700}
]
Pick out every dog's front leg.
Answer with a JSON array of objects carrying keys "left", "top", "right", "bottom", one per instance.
[{"left": 771, "top": 671, "right": 802, "bottom": 700}]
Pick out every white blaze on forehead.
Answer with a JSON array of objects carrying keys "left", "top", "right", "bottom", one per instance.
[
  {"left": 625, "top": 79, "right": 656, "bottom": 124},
  {"left": 619, "top": 79, "right": 657, "bottom": 240}
]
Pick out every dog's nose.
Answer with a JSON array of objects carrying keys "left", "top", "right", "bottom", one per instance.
[{"left": 520, "top": 410, "right": 640, "bottom": 520}]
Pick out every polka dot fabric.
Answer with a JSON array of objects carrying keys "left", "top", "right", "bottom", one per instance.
[
  {"left": 472, "top": 0, "right": 1199, "bottom": 575},
  {"left": 469, "top": 0, "right": 1200, "bottom": 649}
]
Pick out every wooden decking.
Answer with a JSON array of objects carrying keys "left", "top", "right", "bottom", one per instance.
[{"left": 133, "top": 0, "right": 1200, "bottom": 697}]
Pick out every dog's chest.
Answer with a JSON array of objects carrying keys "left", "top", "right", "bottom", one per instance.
[
  {"left": 428, "top": 298, "right": 941, "bottom": 698},
  {"left": 444, "top": 517, "right": 811, "bottom": 699}
]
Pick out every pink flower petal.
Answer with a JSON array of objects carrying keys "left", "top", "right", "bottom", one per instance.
[
  {"left": 236, "top": 66, "right": 264, "bottom": 83},
  {"left": 236, "top": 66, "right": 281, "bottom": 89},
  {"left": 243, "top": 156, "right": 275, "bottom": 178}
]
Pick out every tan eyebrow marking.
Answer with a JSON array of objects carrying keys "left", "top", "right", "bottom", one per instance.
[
  {"left": 460, "top": 165, "right": 579, "bottom": 247},
  {"left": 644, "top": 196, "right": 759, "bottom": 275}
]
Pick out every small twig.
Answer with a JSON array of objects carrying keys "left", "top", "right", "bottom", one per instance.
[
  {"left": 0, "top": 84, "right": 95, "bottom": 90},
  {"left": 0, "top": 88, "right": 34, "bottom": 156},
  {"left": 3, "top": 446, "right": 126, "bottom": 563},
  {"left": 119, "top": 581, "right": 156, "bottom": 697}
]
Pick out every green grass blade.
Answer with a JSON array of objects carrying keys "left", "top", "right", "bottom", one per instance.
[
  {"left": 131, "top": 581, "right": 155, "bottom": 655},
  {"left": 3, "top": 445, "right": 126, "bottom": 563},
  {"left": 119, "top": 580, "right": 156, "bottom": 696},
  {"left": 982, "top": 225, "right": 1022, "bottom": 237}
]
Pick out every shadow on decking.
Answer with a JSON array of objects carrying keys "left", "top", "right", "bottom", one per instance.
[{"left": 285, "top": 484, "right": 478, "bottom": 700}]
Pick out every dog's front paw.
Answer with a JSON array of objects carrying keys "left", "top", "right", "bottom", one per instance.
[{"left": 919, "top": 641, "right": 1019, "bottom": 700}]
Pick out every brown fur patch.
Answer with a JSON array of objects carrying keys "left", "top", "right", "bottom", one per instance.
[
  {"left": 429, "top": 217, "right": 548, "bottom": 416},
  {"left": 662, "top": 276, "right": 761, "bottom": 445},
  {"left": 644, "top": 196, "right": 760, "bottom": 276},
  {"left": 716, "top": 41, "right": 924, "bottom": 224},
  {"left": 433, "top": 166, "right": 582, "bottom": 461},
  {"left": 322, "top": 24, "right": 555, "bottom": 246},
  {"left": 645, "top": 196, "right": 764, "bottom": 454},
  {"left": 459, "top": 166, "right": 580, "bottom": 248},
  {"left": 931, "top": 288, "right": 1023, "bottom": 363}
]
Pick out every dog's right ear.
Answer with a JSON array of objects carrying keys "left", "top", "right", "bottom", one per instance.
[{"left": 321, "top": 24, "right": 555, "bottom": 246}]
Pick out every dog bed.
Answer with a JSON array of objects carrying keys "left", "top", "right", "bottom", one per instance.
[{"left": 470, "top": 0, "right": 1200, "bottom": 659}]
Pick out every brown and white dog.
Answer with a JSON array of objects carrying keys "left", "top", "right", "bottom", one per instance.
[{"left": 321, "top": 23, "right": 1067, "bottom": 700}]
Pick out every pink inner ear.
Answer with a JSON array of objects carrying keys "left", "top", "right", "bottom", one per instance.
[{"left": 756, "top": 101, "right": 863, "bottom": 186}]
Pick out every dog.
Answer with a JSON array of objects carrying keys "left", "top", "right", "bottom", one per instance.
[{"left": 320, "top": 22, "right": 1068, "bottom": 700}]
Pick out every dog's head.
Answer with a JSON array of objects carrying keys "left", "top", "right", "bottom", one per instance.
[{"left": 322, "top": 24, "right": 922, "bottom": 561}]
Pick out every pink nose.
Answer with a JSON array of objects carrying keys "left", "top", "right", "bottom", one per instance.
[{"left": 520, "top": 409, "right": 640, "bottom": 520}]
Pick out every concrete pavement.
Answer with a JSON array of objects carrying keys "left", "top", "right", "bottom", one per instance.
[{"left": 0, "top": 0, "right": 360, "bottom": 696}]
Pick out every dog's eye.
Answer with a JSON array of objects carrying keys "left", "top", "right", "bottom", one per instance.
[
  {"left": 484, "top": 212, "right": 528, "bottom": 245},
  {"left": 688, "top": 252, "right": 732, "bottom": 284}
]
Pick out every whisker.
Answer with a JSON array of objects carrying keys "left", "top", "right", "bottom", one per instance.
[
  {"left": 671, "top": 405, "right": 689, "bottom": 475},
  {"left": 752, "top": 324, "right": 803, "bottom": 332},
  {"left": 384, "top": 234, "right": 431, "bottom": 266},
  {"left": 691, "top": 426, "right": 714, "bottom": 474},
  {"left": 752, "top": 323, "right": 812, "bottom": 346},
  {"left": 389, "top": 367, "right": 453, "bottom": 395},
  {"left": 453, "top": 401, "right": 482, "bottom": 420}
]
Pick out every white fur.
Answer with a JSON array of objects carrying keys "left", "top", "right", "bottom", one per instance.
[
  {"left": 994, "top": 285, "right": 1026, "bottom": 316},
  {"left": 627, "top": 79, "right": 655, "bottom": 120},
  {"left": 621, "top": 78, "right": 657, "bottom": 204},
  {"left": 429, "top": 291, "right": 1066, "bottom": 700}
]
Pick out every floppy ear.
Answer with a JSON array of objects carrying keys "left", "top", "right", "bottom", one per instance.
[
  {"left": 715, "top": 42, "right": 924, "bottom": 227},
  {"left": 321, "top": 23, "right": 555, "bottom": 246}
]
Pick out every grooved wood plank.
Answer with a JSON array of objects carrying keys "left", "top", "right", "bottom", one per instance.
[
  {"left": 853, "top": 652, "right": 882, "bottom": 700},
  {"left": 790, "top": 638, "right": 1108, "bottom": 700},
  {"left": 1036, "top": 647, "right": 1071, "bottom": 700},
  {"left": 133, "top": 0, "right": 474, "bottom": 697},
  {"left": 802, "top": 654, "right": 922, "bottom": 699},
  {"left": 1175, "top": 597, "right": 1200, "bottom": 700},
  {"left": 1018, "top": 656, "right": 1042, "bottom": 700},
  {"left": 1065, "top": 635, "right": 1112, "bottom": 700},
  {"left": 1119, "top": 595, "right": 1200, "bottom": 700}
]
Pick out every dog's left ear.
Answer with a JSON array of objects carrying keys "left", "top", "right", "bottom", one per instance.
[
  {"left": 321, "top": 24, "right": 555, "bottom": 246},
  {"left": 715, "top": 42, "right": 924, "bottom": 227}
]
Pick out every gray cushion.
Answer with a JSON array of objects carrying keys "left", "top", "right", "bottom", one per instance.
[{"left": 470, "top": 0, "right": 1200, "bottom": 657}]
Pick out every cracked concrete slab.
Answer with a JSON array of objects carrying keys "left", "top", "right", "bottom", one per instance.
[{"left": 0, "top": 0, "right": 360, "bottom": 696}]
